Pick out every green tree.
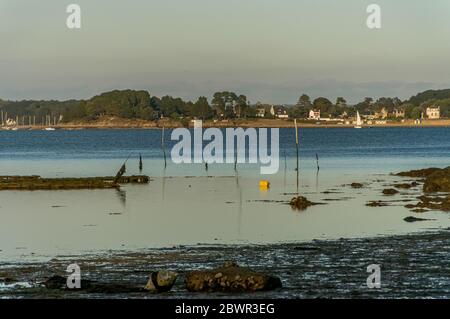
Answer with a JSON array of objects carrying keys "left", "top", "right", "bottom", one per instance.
[
  {"left": 192, "top": 96, "right": 211, "bottom": 119},
  {"left": 211, "top": 92, "right": 226, "bottom": 115},
  {"left": 408, "top": 89, "right": 450, "bottom": 106},
  {"left": 296, "top": 94, "right": 312, "bottom": 108},
  {"left": 313, "top": 97, "right": 333, "bottom": 117},
  {"left": 289, "top": 107, "right": 309, "bottom": 119},
  {"left": 364, "top": 97, "right": 373, "bottom": 105},
  {"left": 410, "top": 106, "right": 423, "bottom": 119},
  {"left": 84, "top": 90, "right": 150, "bottom": 119},
  {"left": 160, "top": 96, "right": 188, "bottom": 118},
  {"left": 236, "top": 95, "right": 248, "bottom": 118},
  {"left": 211, "top": 91, "right": 240, "bottom": 118},
  {"left": 336, "top": 97, "right": 347, "bottom": 107}
]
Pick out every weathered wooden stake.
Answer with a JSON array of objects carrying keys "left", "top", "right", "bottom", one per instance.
[
  {"left": 162, "top": 126, "right": 167, "bottom": 169},
  {"left": 316, "top": 153, "right": 320, "bottom": 171},
  {"left": 294, "top": 119, "right": 299, "bottom": 193}
]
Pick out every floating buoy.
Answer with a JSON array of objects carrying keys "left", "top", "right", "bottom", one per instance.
[{"left": 259, "top": 180, "right": 270, "bottom": 189}]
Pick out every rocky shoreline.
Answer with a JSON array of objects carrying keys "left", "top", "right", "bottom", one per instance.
[
  {"left": 394, "top": 167, "right": 450, "bottom": 212},
  {"left": 2, "top": 229, "right": 450, "bottom": 299}
]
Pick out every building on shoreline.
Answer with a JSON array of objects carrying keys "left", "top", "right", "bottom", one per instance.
[
  {"left": 426, "top": 106, "right": 440, "bottom": 119},
  {"left": 273, "top": 106, "right": 289, "bottom": 119},
  {"left": 308, "top": 109, "right": 321, "bottom": 120},
  {"left": 371, "top": 107, "right": 405, "bottom": 119},
  {"left": 255, "top": 105, "right": 289, "bottom": 119},
  {"left": 256, "top": 107, "right": 266, "bottom": 118},
  {"left": 393, "top": 108, "right": 405, "bottom": 118},
  {"left": 374, "top": 107, "right": 388, "bottom": 119}
]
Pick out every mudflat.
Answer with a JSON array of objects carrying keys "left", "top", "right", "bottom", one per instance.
[{"left": 1, "top": 230, "right": 450, "bottom": 298}]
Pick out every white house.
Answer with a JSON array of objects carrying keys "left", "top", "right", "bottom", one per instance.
[
  {"left": 393, "top": 108, "right": 405, "bottom": 118},
  {"left": 256, "top": 108, "right": 266, "bottom": 118},
  {"left": 274, "top": 106, "right": 289, "bottom": 119},
  {"left": 308, "top": 109, "right": 320, "bottom": 120},
  {"left": 426, "top": 106, "right": 440, "bottom": 119}
]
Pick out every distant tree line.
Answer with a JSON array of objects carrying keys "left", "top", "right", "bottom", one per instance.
[
  {"left": 290, "top": 89, "right": 450, "bottom": 119},
  {"left": 1, "top": 88, "right": 450, "bottom": 124},
  {"left": 0, "top": 90, "right": 251, "bottom": 123}
]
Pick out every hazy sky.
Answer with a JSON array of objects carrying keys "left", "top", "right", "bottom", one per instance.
[{"left": 1, "top": 0, "right": 450, "bottom": 104}]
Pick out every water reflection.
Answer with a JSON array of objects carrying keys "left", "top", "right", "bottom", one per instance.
[
  {"left": 315, "top": 170, "right": 320, "bottom": 194},
  {"left": 1, "top": 170, "right": 450, "bottom": 262},
  {"left": 115, "top": 188, "right": 126, "bottom": 207}
]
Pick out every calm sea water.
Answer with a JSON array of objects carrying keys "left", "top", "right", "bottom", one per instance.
[
  {"left": 0, "top": 127, "right": 449, "bottom": 261},
  {"left": 0, "top": 127, "right": 449, "bottom": 175}
]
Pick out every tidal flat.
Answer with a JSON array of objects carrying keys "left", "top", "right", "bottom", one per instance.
[
  {"left": 2, "top": 229, "right": 450, "bottom": 298},
  {"left": 1, "top": 127, "right": 450, "bottom": 298},
  {"left": 2, "top": 172, "right": 450, "bottom": 261}
]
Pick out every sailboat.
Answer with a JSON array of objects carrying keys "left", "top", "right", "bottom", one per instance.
[
  {"left": 354, "top": 111, "right": 362, "bottom": 129},
  {"left": 43, "top": 115, "right": 56, "bottom": 131}
]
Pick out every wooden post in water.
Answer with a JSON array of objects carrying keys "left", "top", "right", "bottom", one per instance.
[
  {"left": 283, "top": 150, "right": 287, "bottom": 188},
  {"left": 234, "top": 132, "right": 238, "bottom": 173},
  {"left": 294, "top": 119, "right": 299, "bottom": 193},
  {"left": 316, "top": 153, "right": 320, "bottom": 171},
  {"left": 161, "top": 126, "right": 167, "bottom": 169}
]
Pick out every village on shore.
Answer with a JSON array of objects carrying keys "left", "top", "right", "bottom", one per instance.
[{"left": 0, "top": 88, "right": 449, "bottom": 130}]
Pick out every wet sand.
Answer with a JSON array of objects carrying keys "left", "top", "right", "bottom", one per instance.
[{"left": 1, "top": 229, "right": 450, "bottom": 298}]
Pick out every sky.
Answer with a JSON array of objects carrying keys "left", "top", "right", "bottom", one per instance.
[{"left": 1, "top": 0, "right": 450, "bottom": 104}]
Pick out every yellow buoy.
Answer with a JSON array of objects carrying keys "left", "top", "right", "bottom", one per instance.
[{"left": 259, "top": 180, "right": 270, "bottom": 189}]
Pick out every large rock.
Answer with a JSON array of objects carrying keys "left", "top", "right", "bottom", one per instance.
[
  {"left": 396, "top": 167, "right": 442, "bottom": 178},
  {"left": 144, "top": 270, "right": 178, "bottom": 293},
  {"left": 423, "top": 167, "right": 450, "bottom": 193},
  {"left": 396, "top": 166, "right": 450, "bottom": 193},
  {"left": 410, "top": 195, "right": 450, "bottom": 212},
  {"left": 394, "top": 182, "right": 419, "bottom": 189},
  {"left": 185, "top": 262, "right": 282, "bottom": 293},
  {"left": 43, "top": 275, "right": 67, "bottom": 289},
  {"left": 404, "top": 216, "right": 433, "bottom": 223},
  {"left": 366, "top": 200, "right": 390, "bottom": 207},
  {"left": 290, "top": 196, "right": 317, "bottom": 210},
  {"left": 382, "top": 188, "right": 399, "bottom": 195}
]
